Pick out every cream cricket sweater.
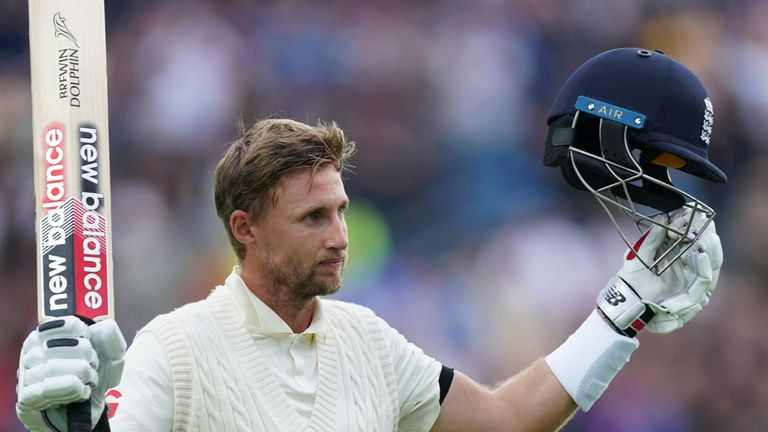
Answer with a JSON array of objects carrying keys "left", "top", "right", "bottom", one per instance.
[{"left": 111, "top": 269, "right": 442, "bottom": 431}]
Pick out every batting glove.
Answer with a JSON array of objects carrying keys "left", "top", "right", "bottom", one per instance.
[
  {"left": 16, "top": 316, "right": 126, "bottom": 431},
  {"left": 597, "top": 206, "right": 722, "bottom": 337}
]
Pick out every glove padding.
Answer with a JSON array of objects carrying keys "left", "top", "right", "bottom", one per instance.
[
  {"left": 597, "top": 206, "right": 722, "bottom": 336},
  {"left": 16, "top": 316, "right": 126, "bottom": 431}
]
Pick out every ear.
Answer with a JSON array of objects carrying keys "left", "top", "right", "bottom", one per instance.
[{"left": 230, "top": 209, "right": 257, "bottom": 246}]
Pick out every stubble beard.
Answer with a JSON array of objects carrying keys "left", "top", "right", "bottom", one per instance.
[{"left": 266, "top": 254, "right": 345, "bottom": 305}]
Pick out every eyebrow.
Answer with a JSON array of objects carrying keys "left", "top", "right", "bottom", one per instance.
[{"left": 291, "top": 198, "right": 349, "bottom": 216}]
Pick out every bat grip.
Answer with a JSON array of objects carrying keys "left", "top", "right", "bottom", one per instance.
[
  {"left": 67, "top": 399, "right": 92, "bottom": 432},
  {"left": 68, "top": 315, "right": 96, "bottom": 432}
]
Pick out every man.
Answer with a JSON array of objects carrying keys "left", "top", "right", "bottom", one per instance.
[{"left": 16, "top": 48, "right": 724, "bottom": 431}]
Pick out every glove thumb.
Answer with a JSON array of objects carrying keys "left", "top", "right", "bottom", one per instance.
[{"left": 89, "top": 320, "right": 126, "bottom": 391}]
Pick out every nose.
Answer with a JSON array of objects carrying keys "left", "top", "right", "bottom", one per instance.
[{"left": 325, "top": 213, "right": 349, "bottom": 251}]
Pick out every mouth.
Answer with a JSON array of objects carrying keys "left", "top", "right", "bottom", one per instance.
[{"left": 318, "top": 256, "right": 345, "bottom": 270}]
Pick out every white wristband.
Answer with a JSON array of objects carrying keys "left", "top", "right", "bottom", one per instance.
[{"left": 544, "top": 310, "right": 639, "bottom": 411}]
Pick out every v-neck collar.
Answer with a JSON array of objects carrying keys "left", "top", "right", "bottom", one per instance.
[
  {"left": 210, "top": 278, "right": 341, "bottom": 430},
  {"left": 225, "top": 267, "right": 327, "bottom": 338}
]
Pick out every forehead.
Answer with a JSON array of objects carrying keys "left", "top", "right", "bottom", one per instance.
[{"left": 274, "top": 165, "right": 347, "bottom": 209}]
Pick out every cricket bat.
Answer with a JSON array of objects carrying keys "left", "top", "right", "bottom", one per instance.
[{"left": 28, "top": 0, "right": 113, "bottom": 429}]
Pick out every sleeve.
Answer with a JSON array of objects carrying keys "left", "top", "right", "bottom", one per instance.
[
  {"left": 107, "top": 331, "right": 174, "bottom": 431},
  {"left": 373, "top": 316, "right": 443, "bottom": 431}
]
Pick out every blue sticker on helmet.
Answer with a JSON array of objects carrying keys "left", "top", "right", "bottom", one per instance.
[{"left": 575, "top": 96, "right": 646, "bottom": 129}]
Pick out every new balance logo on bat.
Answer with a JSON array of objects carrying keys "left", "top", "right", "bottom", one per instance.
[
  {"left": 39, "top": 123, "right": 109, "bottom": 317},
  {"left": 604, "top": 286, "right": 627, "bottom": 306}
]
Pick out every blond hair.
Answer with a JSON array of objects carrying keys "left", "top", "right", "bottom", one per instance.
[{"left": 214, "top": 118, "right": 356, "bottom": 260}]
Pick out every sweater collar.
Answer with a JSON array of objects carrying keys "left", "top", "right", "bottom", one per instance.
[{"left": 224, "top": 266, "right": 326, "bottom": 336}]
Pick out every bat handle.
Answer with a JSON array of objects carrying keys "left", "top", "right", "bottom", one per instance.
[
  {"left": 68, "top": 315, "right": 96, "bottom": 431},
  {"left": 67, "top": 399, "right": 92, "bottom": 432}
]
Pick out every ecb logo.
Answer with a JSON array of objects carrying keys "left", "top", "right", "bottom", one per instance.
[{"left": 701, "top": 97, "right": 714, "bottom": 145}]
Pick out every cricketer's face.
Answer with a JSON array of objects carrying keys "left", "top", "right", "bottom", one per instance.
[{"left": 251, "top": 165, "right": 349, "bottom": 301}]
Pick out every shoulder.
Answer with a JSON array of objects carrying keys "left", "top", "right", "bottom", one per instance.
[
  {"left": 320, "top": 299, "right": 391, "bottom": 330},
  {"left": 139, "top": 289, "right": 222, "bottom": 333},
  {"left": 135, "top": 289, "right": 228, "bottom": 355},
  {"left": 320, "top": 299, "right": 401, "bottom": 345},
  {"left": 321, "top": 298, "right": 377, "bottom": 318}
]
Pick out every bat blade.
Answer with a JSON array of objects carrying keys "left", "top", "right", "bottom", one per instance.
[{"left": 29, "top": 0, "right": 113, "bottom": 324}]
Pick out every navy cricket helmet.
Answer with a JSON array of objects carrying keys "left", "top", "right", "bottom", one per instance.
[{"left": 544, "top": 48, "right": 726, "bottom": 274}]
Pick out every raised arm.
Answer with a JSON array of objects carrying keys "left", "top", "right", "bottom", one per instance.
[
  {"left": 433, "top": 360, "right": 575, "bottom": 432},
  {"left": 432, "top": 208, "right": 721, "bottom": 432}
]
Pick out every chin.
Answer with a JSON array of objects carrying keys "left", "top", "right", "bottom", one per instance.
[
  {"left": 321, "top": 283, "right": 342, "bottom": 296},
  {"left": 317, "top": 278, "right": 342, "bottom": 297}
]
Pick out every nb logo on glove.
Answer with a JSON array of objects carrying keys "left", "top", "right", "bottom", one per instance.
[{"left": 604, "top": 286, "right": 627, "bottom": 306}]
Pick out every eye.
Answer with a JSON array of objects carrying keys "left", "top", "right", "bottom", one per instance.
[{"left": 304, "top": 211, "right": 321, "bottom": 223}]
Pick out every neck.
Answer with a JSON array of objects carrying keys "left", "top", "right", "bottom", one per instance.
[
  {"left": 269, "top": 293, "right": 316, "bottom": 333},
  {"left": 239, "top": 266, "right": 316, "bottom": 333}
]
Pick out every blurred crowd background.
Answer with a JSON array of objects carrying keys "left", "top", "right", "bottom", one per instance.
[{"left": 2, "top": 0, "right": 768, "bottom": 430}]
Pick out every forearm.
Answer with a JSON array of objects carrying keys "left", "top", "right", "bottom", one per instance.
[
  {"left": 433, "top": 361, "right": 576, "bottom": 432},
  {"left": 433, "top": 311, "right": 638, "bottom": 432},
  {"left": 491, "top": 359, "right": 577, "bottom": 432}
]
